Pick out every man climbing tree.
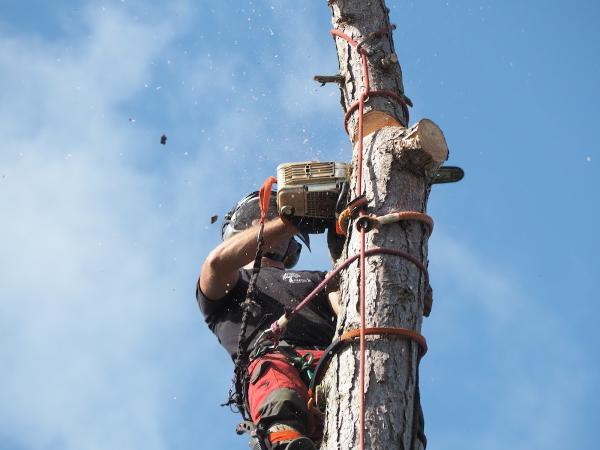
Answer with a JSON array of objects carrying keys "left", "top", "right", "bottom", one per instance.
[
  {"left": 196, "top": 187, "right": 342, "bottom": 450},
  {"left": 196, "top": 1, "right": 458, "bottom": 449}
]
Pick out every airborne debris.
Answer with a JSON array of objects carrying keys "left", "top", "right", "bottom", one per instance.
[
  {"left": 160, "top": 134, "right": 167, "bottom": 145},
  {"left": 211, "top": 215, "right": 218, "bottom": 224}
]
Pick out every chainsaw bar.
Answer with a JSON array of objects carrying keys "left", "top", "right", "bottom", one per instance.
[{"left": 432, "top": 166, "right": 464, "bottom": 184}]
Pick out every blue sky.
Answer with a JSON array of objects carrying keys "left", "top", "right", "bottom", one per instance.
[{"left": 1, "top": 1, "right": 598, "bottom": 449}]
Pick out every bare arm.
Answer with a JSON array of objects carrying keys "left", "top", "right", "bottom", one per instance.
[
  {"left": 327, "top": 290, "right": 341, "bottom": 316},
  {"left": 199, "top": 218, "right": 298, "bottom": 300},
  {"left": 325, "top": 271, "right": 341, "bottom": 316}
]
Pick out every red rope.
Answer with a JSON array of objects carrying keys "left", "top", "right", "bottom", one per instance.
[
  {"left": 271, "top": 245, "right": 430, "bottom": 448},
  {"left": 331, "top": 29, "right": 409, "bottom": 138},
  {"left": 271, "top": 247, "right": 429, "bottom": 336},
  {"left": 331, "top": 24, "right": 416, "bottom": 450},
  {"left": 249, "top": 27, "right": 425, "bottom": 449},
  {"left": 359, "top": 226, "right": 366, "bottom": 443},
  {"left": 262, "top": 25, "right": 421, "bottom": 450},
  {"left": 330, "top": 29, "right": 358, "bottom": 47},
  {"left": 337, "top": 208, "right": 434, "bottom": 238}
]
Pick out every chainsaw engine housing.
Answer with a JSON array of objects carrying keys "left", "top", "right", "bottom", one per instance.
[{"left": 277, "top": 161, "right": 351, "bottom": 232}]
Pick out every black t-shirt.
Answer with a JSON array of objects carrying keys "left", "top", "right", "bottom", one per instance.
[{"left": 196, "top": 267, "right": 336, "bottom": 361}]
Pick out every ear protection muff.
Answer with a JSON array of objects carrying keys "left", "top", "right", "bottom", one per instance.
[
  {"left": 221, "top": 203, "right": 238, "bottom": 241},
  {"left": 221, "top": 192, "right": 278, "bottom": 242}
]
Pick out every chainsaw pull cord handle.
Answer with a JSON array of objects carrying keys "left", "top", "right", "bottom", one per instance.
[
  {"left": 231, "top": 176, "right": 277, "bottom": 420},
  {"left": 335, "top": 181, "right": 351, "bottom": 215}
]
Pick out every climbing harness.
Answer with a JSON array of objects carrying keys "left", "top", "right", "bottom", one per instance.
[{"left": 227, "top": 177, "right": 321, "bottom": 449}]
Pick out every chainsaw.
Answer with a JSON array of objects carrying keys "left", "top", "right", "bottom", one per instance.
[{"left": 276, "top": 161, "right": 463, "bottom": 233}]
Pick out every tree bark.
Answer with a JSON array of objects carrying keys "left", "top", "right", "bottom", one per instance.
[{"left": 320, "top": 1, "right": 448, "bottom": 449}]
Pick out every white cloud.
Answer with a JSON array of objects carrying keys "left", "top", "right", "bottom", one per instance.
[{"left": 0, "top": 4, "right": 208, "bottom": 450}]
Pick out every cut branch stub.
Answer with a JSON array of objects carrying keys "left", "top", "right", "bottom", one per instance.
[{"left": 394, "top": 119, "right": 449, "bottom": 168}]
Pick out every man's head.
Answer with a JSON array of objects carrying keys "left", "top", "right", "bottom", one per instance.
[{"left": 221, "top": 191, "right": 310, "bottom": 269}]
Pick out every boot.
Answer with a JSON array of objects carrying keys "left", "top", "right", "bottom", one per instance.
[{"left": 283, "top": 437, "right": 316, "bottom": 450}]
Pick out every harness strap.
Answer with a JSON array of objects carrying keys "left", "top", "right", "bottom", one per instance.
[
  {"left": 307, "top": 327, "right": 426, "bottom": 449},
  {"left": 268, "top": 429, "right": 304, "bottom": 444},
  {"left": 341, "top": 327, "right": 427, "bottom": 356},
  {"left": 229, "top": 176, "right": 278, "bottom": 420},
  {"left": 308, "top": 326, "right": 427, "bottom": 408}
]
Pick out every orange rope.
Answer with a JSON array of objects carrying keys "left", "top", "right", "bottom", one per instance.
[
  {"left": 336, "top": 196, "right": 369, "bottom": 235},
  {"left": 379, "top": 212, "right": 434, "bottom": 236},
  {"left": 337, "top": 208, "right": 434, "bottom": 237},
  {"left": 340, "top": 327, "right": 428, "bottom": 357}
]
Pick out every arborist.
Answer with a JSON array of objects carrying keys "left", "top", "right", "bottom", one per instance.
[{"left": 196, "top": 189, "right": 341, "bottom": 450}]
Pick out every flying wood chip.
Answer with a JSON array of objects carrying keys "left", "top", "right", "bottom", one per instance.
[
  {"left": 160, "top": 134, "right": 167, "bottom": 145},
  {"left": 210, "top": 215, "right": 218, "bottom": 224}
]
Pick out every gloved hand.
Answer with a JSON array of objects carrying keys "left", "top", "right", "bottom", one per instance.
[
  {"left": 281, "top": 215, "right": 328, "bottom": 235},
  {"left": 327, "top": 220, "right": 346, "bottom": 262}
]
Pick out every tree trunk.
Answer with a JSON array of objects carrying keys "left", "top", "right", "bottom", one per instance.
[{"left": 320, "top": 1, "right": 448, "bottom": 449}]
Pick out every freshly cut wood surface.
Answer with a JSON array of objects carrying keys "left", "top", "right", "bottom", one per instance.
[{"left": 357, "top": 110, "right": 402, "bottom": 141}]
